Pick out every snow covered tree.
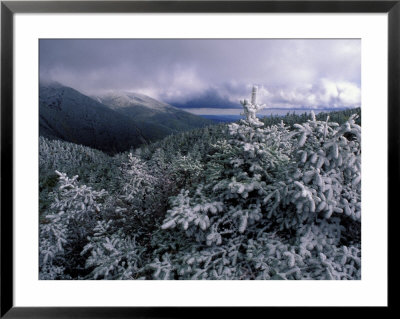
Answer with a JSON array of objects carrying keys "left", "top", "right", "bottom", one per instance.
[
  {"left": 239, "top": 85, "right": 267, "bottom": 127},
  {"left": 81, "top": 220, "right": 146, "bottom": 279},
  {"left": 157, "top": 86, "right": 361, "bottom": 280},
  {"left": 39, "top": 171, "right": 108, "bottom": 279},
  {"left": 261, "top": 112, "right": 361, "bottom": 231},
  {"left": 118, "top": 153, "right": 157, "bottom": 212},
  {"left": 161, "top": 86, "right": 292, "bottom": 245}
]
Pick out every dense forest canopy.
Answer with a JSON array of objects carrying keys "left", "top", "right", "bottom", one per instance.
[{"left": 39, "top": 100, "right": 361, "bottom": 280}]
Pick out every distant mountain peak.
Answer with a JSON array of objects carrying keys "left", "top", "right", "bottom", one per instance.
[{"left": 94, "top": 91, "right": 171, "bottom": 111}]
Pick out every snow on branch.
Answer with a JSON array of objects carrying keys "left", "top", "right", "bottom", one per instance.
[{"left": 240, "top": 85, "right": 267, "bottom": 127}]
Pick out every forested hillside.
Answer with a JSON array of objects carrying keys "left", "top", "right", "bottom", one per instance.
[
  {"left": 40, "top": 83, "right": 147, "bottom": 153},
  {"left": 39, "top": 104, "right": 361, "bottom": 280}
]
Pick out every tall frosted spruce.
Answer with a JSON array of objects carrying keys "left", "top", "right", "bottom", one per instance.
[{"left": 158, "top": 86, "right": 361, "bottom": 279}]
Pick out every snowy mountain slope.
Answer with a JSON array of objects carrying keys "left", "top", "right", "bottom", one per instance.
[
  {"left": 94, "top": 91, "right": 214, "bottom": 139},
  {"left": 39, "top": 82, "right": 148, "bottom": 154},
  {"left": 94, "top": 91, "right": 170, "bottom": 111}
]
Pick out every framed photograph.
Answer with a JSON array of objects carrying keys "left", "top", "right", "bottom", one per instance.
[{"left": 1, "top": 0, "right": 395, "bottom": 317}]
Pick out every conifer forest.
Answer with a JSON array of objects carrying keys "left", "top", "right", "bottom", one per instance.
[{"left": 39, "top": 87, "right": 361, "bottom": 280}]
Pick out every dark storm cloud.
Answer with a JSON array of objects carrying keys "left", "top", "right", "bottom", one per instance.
[{"left": 40, "top": 39, "right": 361, "bottom": 109}]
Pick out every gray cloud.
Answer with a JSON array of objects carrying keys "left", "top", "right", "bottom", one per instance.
[{"left": 40, "top": 39, "right": 360, "bottom": 109}]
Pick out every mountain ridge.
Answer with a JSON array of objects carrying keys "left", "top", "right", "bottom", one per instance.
[
  {"left": 39, "top": 83, "right": 149, "bottom": 154},
  {"left": 39, "top": 83, "right": 214, "bottom": 153},
  {"left": 93, "top": 91, "right": 214, "bottom": 140}
]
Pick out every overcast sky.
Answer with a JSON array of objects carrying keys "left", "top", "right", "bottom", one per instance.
[{"left": 40, "top": 39, "right": 361, "bottom": 111}]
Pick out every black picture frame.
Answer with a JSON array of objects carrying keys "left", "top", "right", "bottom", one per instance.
[{"left": 1, "top": 0, "right": 395, "bottom": 317}]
